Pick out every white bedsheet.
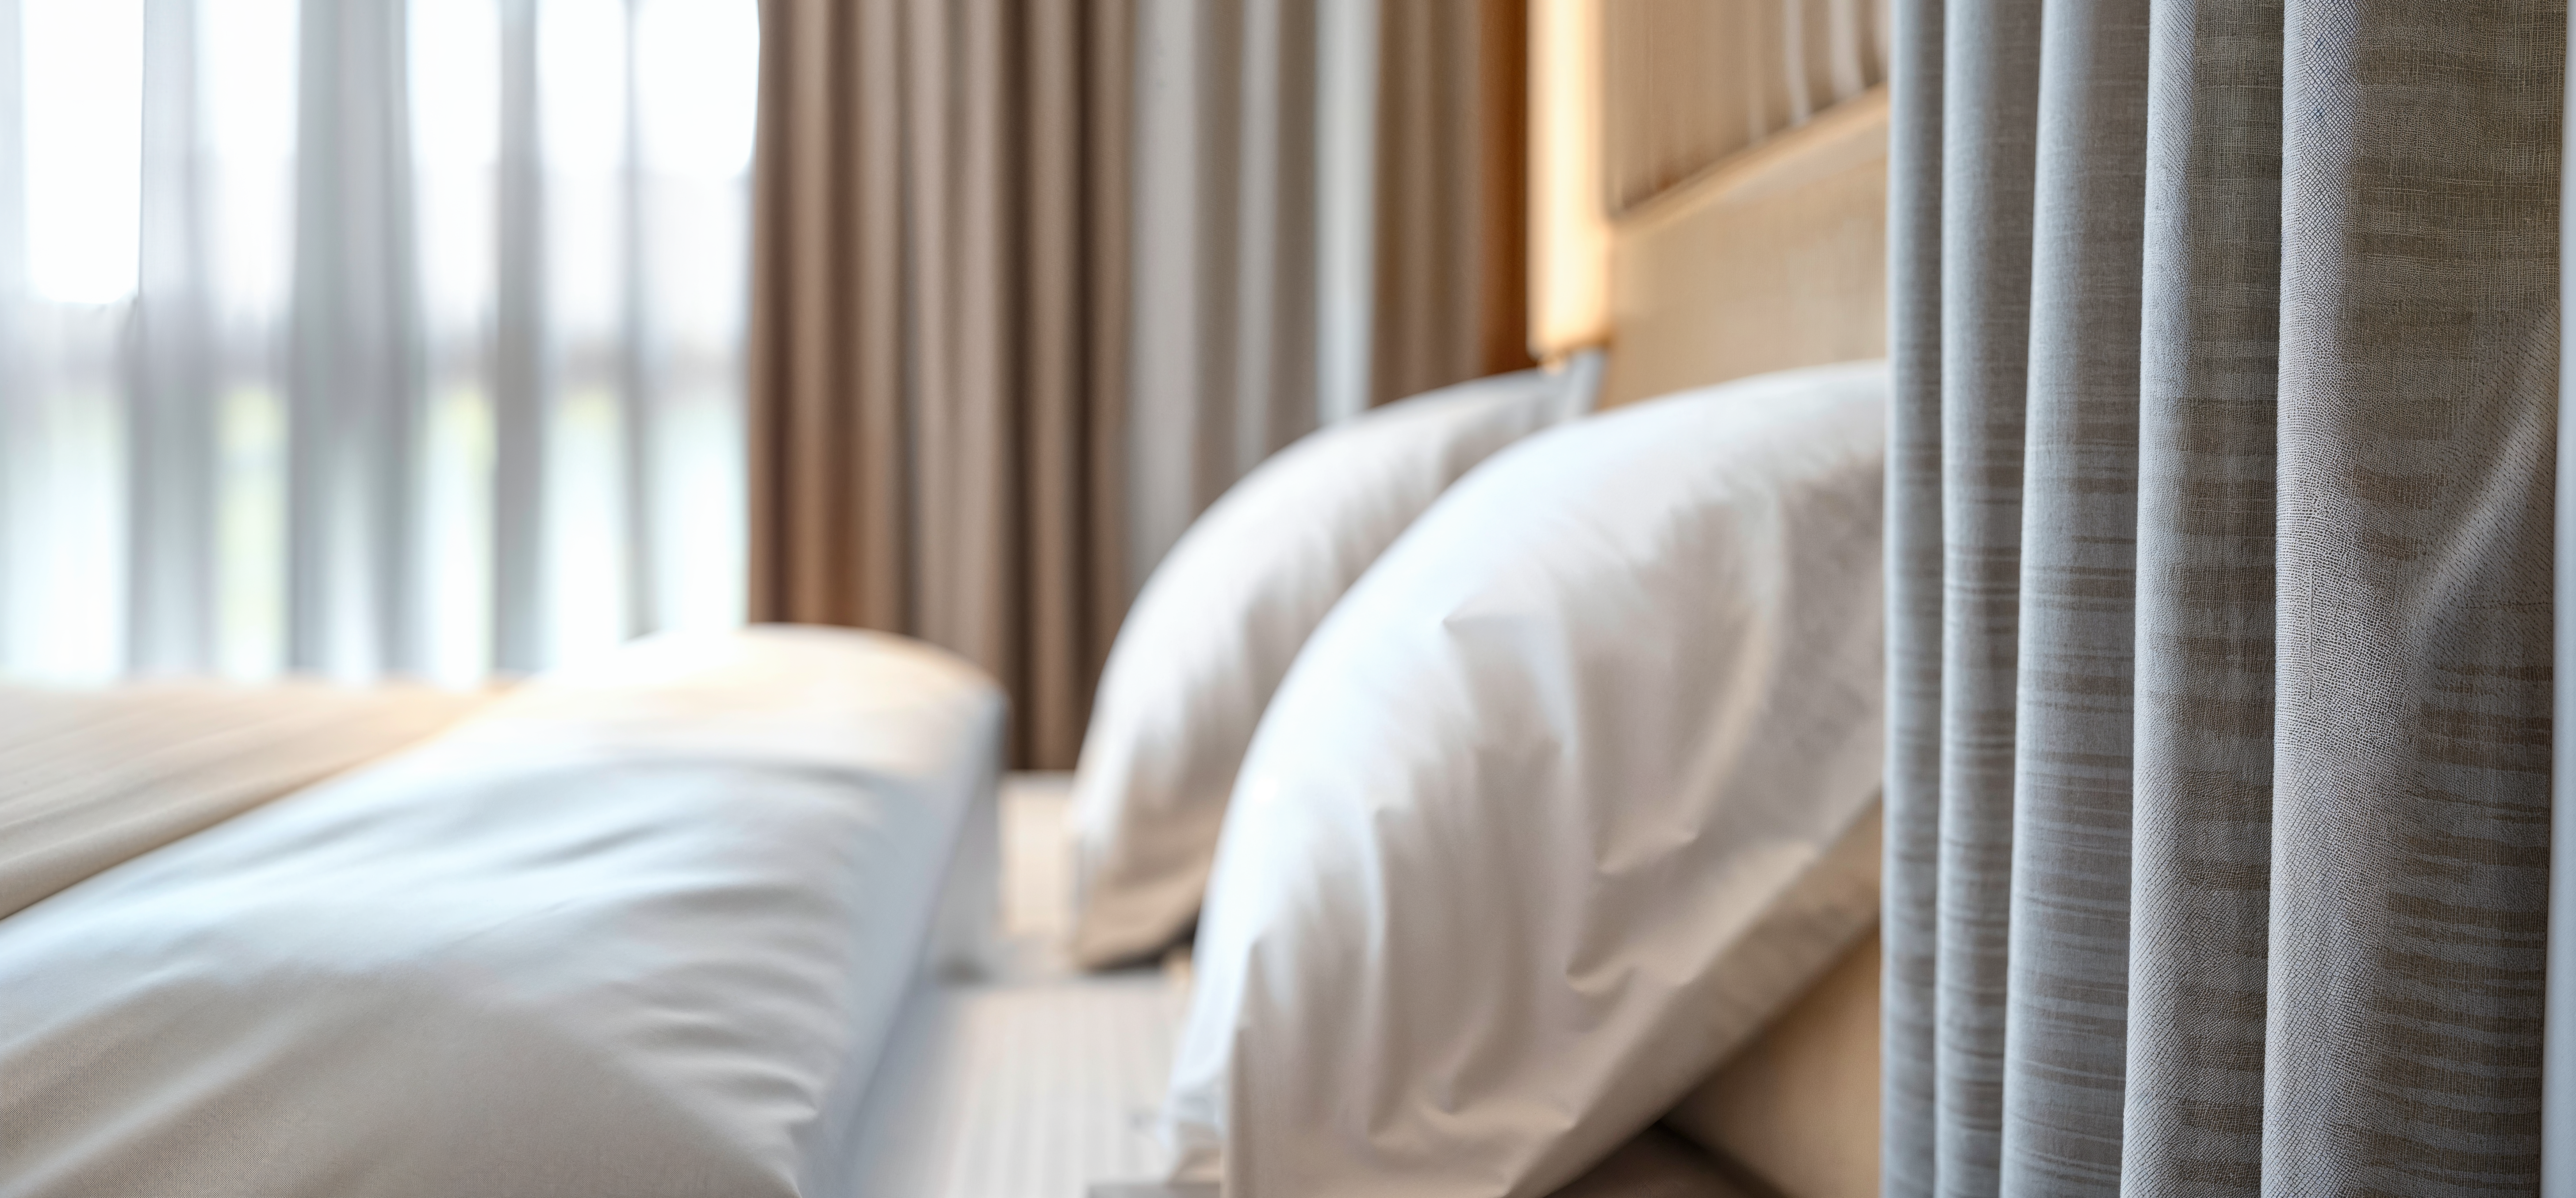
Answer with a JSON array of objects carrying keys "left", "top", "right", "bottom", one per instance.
[
  {"left": 842, "top": 972, "right": 1186, "bottom": 1197},
  {"left": 0, "top": 627, "right": 1003, "bottom": 1198},
  {"left": 838, "top": 772, "right": 1189, "bottom": 1197}
]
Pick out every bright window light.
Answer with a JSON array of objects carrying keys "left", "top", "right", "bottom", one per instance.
[
  {"left": 410, "top": 0, "right": 500, "bottom": 172},
  {"left": 636, "top": 0, "right": 757, "bottom": 178},
  {"left": 542, "top": 0, "right": 626, "bottom": 174},
  {"left": 202, "top": 0, "right": 298, "bottom": 165},
  {"left": 22, "top": 0, "right": 144, "bottom": 304}
]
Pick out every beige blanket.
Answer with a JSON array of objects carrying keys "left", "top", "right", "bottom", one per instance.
[{"left": 0, "top": 681, "right": 487, "bottom": 920}]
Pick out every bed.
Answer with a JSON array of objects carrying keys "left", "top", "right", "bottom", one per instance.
[
  {"left": 0, "top": 627, "right": 1005, "bottom": 1198},
  {"left": 0, "top": 10, "right": 1894, "bottom": 1194}
]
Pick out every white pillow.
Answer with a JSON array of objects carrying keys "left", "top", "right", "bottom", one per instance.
[
  {"left": 1165, "top": 362, "right": 1888, "bottom": 1197},
  {"left": 0, "top": 627, "right": 1006, "bottom": 1198},
  {"left": 1069, "top": 358, "right": 1600, "bottom": 969}
]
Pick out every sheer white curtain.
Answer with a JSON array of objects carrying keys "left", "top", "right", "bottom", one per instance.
[{"left": 0, "top": 0, "right": 755, "bottom": 686}]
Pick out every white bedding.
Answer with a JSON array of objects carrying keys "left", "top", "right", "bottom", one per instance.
[
  {"left": 0, "top": 628, "right": 1003, "bottom": 1198},
  {"left": 841, "top": 772, "right": 1190, "bottom": 1196},
  {"left": 843, "top": 973, "right": 1186, "bottom": 1196},
  {"left": 1168, "top": 364, "right": 1889, "bottom": 1196}
]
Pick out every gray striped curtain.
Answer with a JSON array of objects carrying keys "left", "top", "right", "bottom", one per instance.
[{"left": 1883, "top": 0, "right": 2561, "bottom": 1193}]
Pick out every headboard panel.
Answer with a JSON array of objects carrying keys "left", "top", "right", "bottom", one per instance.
[
  {"left": 1530, "top": 1, "right": 1891, "bottom": 409},
  {"left": 1597, "top": 88, "right": 1888, "bottom": 408}
]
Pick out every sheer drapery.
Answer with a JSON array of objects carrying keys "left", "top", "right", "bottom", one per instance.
[
  {"left": 0, "top": 0, "right": 755, "bottom": 686},
  {"left": 1886, "top": 0, "right": 2560, "bottom": 1193}
]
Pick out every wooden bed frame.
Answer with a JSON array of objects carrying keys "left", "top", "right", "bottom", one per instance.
[{"left": 1533, "top": 15, "right": 1891, "bottom": 1195}]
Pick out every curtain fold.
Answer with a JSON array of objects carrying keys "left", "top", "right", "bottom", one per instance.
[
  {"left": 747, "top": 0, "right": 1530, "bottom": 768},
  {"left": 288, "top": 0, "right": 425, "bottom": 676},
  {"left": 748, "top": 0, "right": 1135, "bottom": 769},
  {"left": 1367, "top": 0, "right": 1528, "bottom": 406},
  {"left": 1887, "top": 0, "right": 2561, "bottom": 1193}
]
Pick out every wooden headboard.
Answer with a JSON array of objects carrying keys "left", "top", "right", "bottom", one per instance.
[
  {"left": 1532, "top": 1, "right": 1891, "bottom": 407},
  {"left": 1529, "top": 6, "right": 1892, "bottom": 1197},
  {"left": 1596, "top": 89, "right": 1888, "bottom": 408}
]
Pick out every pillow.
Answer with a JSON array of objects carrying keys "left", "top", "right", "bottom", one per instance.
[
  {"left": 1069, "top": 357, "right": 1601, "bottom": 969},
  {"left": 0, "top": 627, "right": 1006, "bottom": 1198},
  {"left": 1164, "top": 362, "right": 1888, "bottom": 1197}
]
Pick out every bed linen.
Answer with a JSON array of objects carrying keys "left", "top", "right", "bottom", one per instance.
[
  {"left": 0, "top": 681, "right": 485, "bottom": 921},
  {"left": 848, "top": 773, "right": 1762, "bottom": 1198},
  {"left": 0, "top": 626, "right": 1002, "bottom": 1198},
  {"left": 1071, "top": 355, "right": 1601, "bottom": 970},
  {"left": 1167, "top": 363, "right": 1889, "bottom": 1198}
]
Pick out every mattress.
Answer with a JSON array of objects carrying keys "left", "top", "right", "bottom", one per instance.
[
  {"left": 841, "top": 775, "right": 1758, "bottom": 1198},
  {"left": 0, "top": 689, "right": 1778, "bottom": 1198},
  {"left": 841, "top": 773, "right": 1190, "bottom": 1196}
]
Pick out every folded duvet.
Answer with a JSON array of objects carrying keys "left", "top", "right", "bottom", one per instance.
[{"left": 0, "top": 626, "right": 1004, "bottom": 1198}]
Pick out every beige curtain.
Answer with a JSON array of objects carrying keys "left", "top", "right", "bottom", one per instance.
[
  {"left": 748, "top": 0, "right": 1526, "bottom": 768},
  {"left": 748, "top": 0, "right": 1132, "bottom": 768},
  {"left": 1370, "top": 0, "right": 1531, "bottom": 405}
]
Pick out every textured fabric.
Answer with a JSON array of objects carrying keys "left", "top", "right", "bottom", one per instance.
[
  {"left": 1880, "top": 0, "right": 1945, "bottom": 1191},
  {"left": 0, "top": 682, "right": 484, "bottom": 921},
  {"left": 1885, "top": 0, "right": 2561, "bottom": 1193},
  {"left": 1168, "top": 363, "right": 1888, "bottom": 1198},
  {"left": 2265, "top": 2, "right": 2560, "bottom": 1187},
  {"left": 2122, "top": 0, "right": 2281, "bottom": 1190},
  {"left": 1932, "top": 3, "right": 2041, "bottom": 1193},
  {"left": 0, "top": 627, "right": 1005, "bottom": 1198},
  {"left": 1996, "top": 0, "right": 2148, "bottom": 1190},
  {"left": 1068, "top": 365, "right": 1595, "bottom": 970}
]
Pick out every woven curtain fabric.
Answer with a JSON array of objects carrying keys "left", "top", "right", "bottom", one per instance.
[{"left": 1884, "top": 0, "right": 2561, "bottom": 1194}]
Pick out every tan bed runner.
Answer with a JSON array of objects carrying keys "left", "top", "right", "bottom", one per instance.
[{"left": 0, "top": 682, "right": 488, "bottom": 920}]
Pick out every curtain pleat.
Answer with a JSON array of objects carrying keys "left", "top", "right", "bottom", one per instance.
[
  {"left": 2123, "top": 0, "right": 2281, "bottom": 1190},
  {"left": 749, "top": 0, "right": 1526, "bottom": 767},
  {"left": 1882, "top": 0, "right": 1947, "bottom": 1190},
  {"left": 1888, "top": 0, "right": 2560, "bottom": 1193},
  {"left": 749, "top": 0, "right": 1132, "bottom": 768},
  {"left": 1368, "top": 0, "right": 1529, "bottom": 406},
  {"left": 129, "top": 0, "right": 218, "bottom": 675},
  {"left": 492, "top": 0, "right": 547, "bottom": 672},
  {"left": 2265, "top": 1, "right": 2559, "bottom": 1186},
  {"left": 1931, "top": 1, "right": 2042, "bottom": 1193},
  {"left": 1127, "top": 0, "right": 1257, "bottom": 586},
  {"left": 1997, "top": 0, "right": 2148, "bottom": 1190},
  {"left": 289, "top": 0, "right": 424, "bottom": 677}
]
